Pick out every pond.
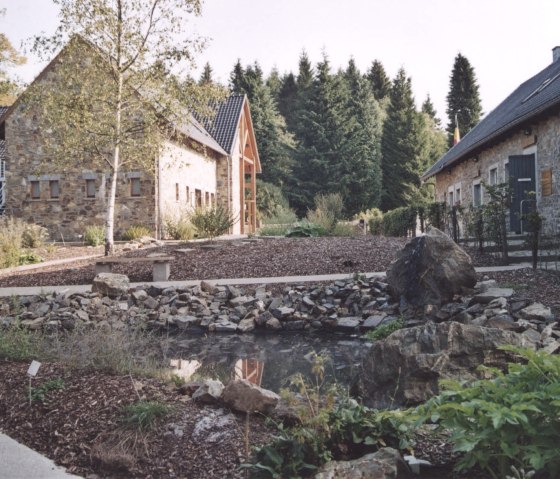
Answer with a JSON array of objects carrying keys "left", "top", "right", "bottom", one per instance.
[{"left": 165, "top": 332, "right": 371, "bottom": 392}]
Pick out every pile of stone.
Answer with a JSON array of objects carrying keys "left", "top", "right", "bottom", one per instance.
[{"left": 120, "top": 235, "right": 164, "bottom": 252}]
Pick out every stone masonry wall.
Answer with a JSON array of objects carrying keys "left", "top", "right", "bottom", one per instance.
[{"left": 434, "top": 112, "right": 560, "bottom": 234}]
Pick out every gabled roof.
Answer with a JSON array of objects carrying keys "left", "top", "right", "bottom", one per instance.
[
  {"left": 206, "top": 94, "right": 246, "bottom": 154},
  {"left": 423, "top": 57, "right": 560, "bottom": 179}
]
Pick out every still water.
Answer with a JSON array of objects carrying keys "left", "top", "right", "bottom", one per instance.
[{"left": 165, "top": 333, "right": 371, "bottom": 392}]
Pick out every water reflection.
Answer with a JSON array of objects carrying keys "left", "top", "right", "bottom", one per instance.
[{"left": 166, "top": 333, "right": 369, "bottom": 392}]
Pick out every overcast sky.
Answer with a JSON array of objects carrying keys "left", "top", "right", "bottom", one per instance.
[{"left": 2, "top": 0, "right": 560, "bottom": 125}]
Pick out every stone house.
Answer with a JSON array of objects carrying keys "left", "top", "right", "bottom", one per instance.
[
  {"left": 0, "top": 43, "right": 261, "bottom": 240},
  {"left": 423, "top": 47, "right": 560, "bottom": 235}
]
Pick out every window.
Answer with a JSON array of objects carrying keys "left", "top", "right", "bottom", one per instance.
[
  {"left": 210, "top": 193, "right": 215, "bottom": 207},
  {"left": 186, "top": 186, "right": 190, "bottom": 205},
  {"left": 473, "top": 183, "right": 482, "bottom": 207},
  {"left": 448, "top": 191, "right": 454, "bottom": 206},
  {"left": 85, "top": 179, "right": 96, "bottom": 198},
  {"left": 49, "top": 180, "right": 60, "bottom": 199},
  {"left": 205, "top": 191, "right": 210, "bottom": 206},
  {"left": 30, "top": 181, "right": 41, "bottom": 200},
  {"left": 175, "top": 183, "right": 180, "bottom": 201},
  {"left": 455, "top": 187, "right": 461, "bottom": 205},
  {"left": 130, "top": 177, "right": 141, "bottom": 197},
  {"left": 195, "top": 189, "right": 202, "bottom": 207},
  {"left": 489, "top": 167, "right": 498, "bottom": 186}
]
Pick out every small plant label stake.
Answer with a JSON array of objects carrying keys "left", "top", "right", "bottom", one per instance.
[{"left": 27, "top": 360, "right": 41, "bottom": 406}]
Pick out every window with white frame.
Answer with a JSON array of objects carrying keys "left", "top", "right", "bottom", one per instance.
[
  {"left": 473, "top": 182, "right": 482, "bottom": 207},
  {"left": 489, "top": 166, "right": 498, "bottom": 185}
]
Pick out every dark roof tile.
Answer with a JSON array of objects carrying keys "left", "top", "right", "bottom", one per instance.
[
  {"left": 205, "top": 94, "right": 245, "bottom": 154},
  {"left": 424, "top": 59, "right": 560, "bottom": 179}
]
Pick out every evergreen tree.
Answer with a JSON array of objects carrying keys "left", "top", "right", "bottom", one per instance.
[
  {"left": 198, "top": 62, "right": 213, "bottom": 85},
  {"left": 289, "top": 54, "right": 345, "bottom": 215},
  {"left": 228, "top": 61, "right": 294, "bottom": 188},
  {"left": 446, "top": 53, "right": 482, "bottom": 147},
  {"left": 266, "top": 67, "right": 282, "bottom": 101},
  {"left": 338, "top": 58, "right": 383, "bottom": 215},
  {"left": 277, "top": 72, "right": 298, "bottom": 131},
  {"left": 380, "top": 68, "right": 420, "bottom": 211},
  {"left": 367, "top": 60, "right": 391, "bottom": 103},
  {"left": 421, "top": 94, "right": 441, "bottom": 127}
]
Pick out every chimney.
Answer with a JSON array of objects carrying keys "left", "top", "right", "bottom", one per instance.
[{"left": 553, "top": 46, "right": 560, "bottom": 63}]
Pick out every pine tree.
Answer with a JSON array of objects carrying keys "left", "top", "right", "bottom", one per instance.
[
  {"left": 277, "top": 72, "right": 298, "bottom": 131},
  {"left": 338, "top": 58, "right": 383, "bottom": 215},
  {"left": 266, "top": 67, "right": 282, "bottom": 101},
  {"left": 421, "top": 94, "right": 441, "bottom": 127},
  {"left": 228, "top": 61, "right": 294, "bottom": 188},
  {"left": 198, "top": 62, "right": 213, "bottom": 85},
  {"left": 446, "top": 53, "right": 482, "bottom": 147},
  {"left": 367, "top": 60, "right": 391, "bottom": 103},
  {"left": 380, "top": 68, "right": 420, "bottom": 211}
]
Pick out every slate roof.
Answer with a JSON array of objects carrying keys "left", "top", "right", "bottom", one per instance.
[
  {"left": 205, "top": 94, "right": 246, "bottom": 155},
  {"left": 173, "top": 113, "right": 227, "bottom": 156},
  {"left": 423, "top": 57, "right": 560, "bottom": 179}
]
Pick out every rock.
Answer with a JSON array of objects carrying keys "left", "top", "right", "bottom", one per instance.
[
  {"left": 211, "top": 321, "right": 238, "bottom": 333},
  {"left": 335, "top": 317, "right": 360, "bottom": 331},
  {"left": 360, "top": 321, "right": 535, "bottom": 409},
  {"left": 271, "top": 306, "right": 295, "bottom": 319},
  {"left": 542, "top": 341, "right": 560, "bottom": 354},
  {"left": 313, "top": 447, "right": 411, "bottom": 479},
  {"left": 143, "top": 296, "right": 159, "bottom": 310},
  {"left": 386, "top": 227, "right": 476, "bottom": 308},
  {"left": 92, "top": 273, "right": 130, "bottom": 298},
  {"left": 519, "top": 303, "right": 554, "bottom": 322},
  {"left": 472, "top": 288, "right": 514, "bottom": 304},
  {"left": 476, "top": 279, "right": 497, "bottom": 292},
  {"left": 237, "top": 318, "right": 256, "bottom": 333},
  {"left": 222, "top": 379, "right": 279, "bottom": 414},
  {"left": 200, "top": 280, "right": 217, "bottom": 294},
  {"left": 174, "top": 315, "right": 199, "bottom": 330},
  {"left": 131, "top": 289, "right": 148, "bottom": 302},
  {"left": 363, "top": 314, "right": 387, "bottom": 330},
  {"left": 256, "top": 310, "right": 274, "bottom": 326},
  {"left": 265, "top": 317, "right": 282, "bottom": 330},
  {"left": 192, "top": 380, "right": 224, "bottom": 404},
  {"left": 178, "top": 381, "right": 203, "bottom": 396},
  {"left": 191, "top": 408, "right": 236, "bottom": 444},
  {"left": 21, "top": 317, "right": 45, "bottom": 330}
]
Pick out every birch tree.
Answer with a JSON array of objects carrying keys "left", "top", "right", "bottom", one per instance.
[{"left": 29, "top": 0, "right": 223, "bottom": 254}]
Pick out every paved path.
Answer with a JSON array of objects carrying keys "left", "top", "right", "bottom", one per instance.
[{"left": 0, "top": 433, "right": 81, "bottom": 478}]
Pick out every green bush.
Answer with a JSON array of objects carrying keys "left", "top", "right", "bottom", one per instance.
[
  {"left": 285, "top": 221, "right": 326, "bottom": 237},
  {"left": 368, "top": 216, "right": 384, "bottom": 236},
  {"left": 22, "top": 224, "right": 49, "bottom": 248},
  {"left": 331, "top": 222, "right": 356, "bottom": 237},
  {"left": 259, "top": 224, "right": 292, "bottom": 236},
  {"left": 365, "top": 318, "right": 405, "bottom": 341},
  {"left": 0, "top": 320, "right": 41, "bottom": 361},
  {"left": 256, "top": 179, "right": 290, "bottom": 220},
  {"left": 382, "top": 207, "right": 417, "bottom": 237},
  {"left": 31, "top": 378, "right": 65, "bottom": 403},
  {"left": 190, "top": 205, "right": 235, "bottom": 240},
  {"left": 18, "top": 251, "right": 43, "bottom": 265},
  {"left": 123, "top": 400, "right": 173, "bottom": 431},
  {"left": 83, "top": 225, "right": 105, "bottom": 246},
  {"left": 417, "top": 347, "right": 560, "bottom": 478},
  {"left": 164, "top": 216, "right": 195, "bottom": 240},
  {"left": 122, "top": 225, "right": 152, "bottom": 241}
]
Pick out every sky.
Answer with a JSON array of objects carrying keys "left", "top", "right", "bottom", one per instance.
[{"left": 2, "top": 0, "right": 560, "bottom": 126}]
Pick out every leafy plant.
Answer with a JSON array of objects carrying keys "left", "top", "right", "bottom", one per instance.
[
  {"left": 18, "top": 251, "right": 43, "bottom": 265},
  {"left": 285, "top": 221, "right": 326, "bottom": 238},
  {"left": 190, "top": 205, "right": 235, "bottom": 240},
  {"left": 256, "top": 180, "right": 290, "bottom": 220},
  {"left": 247, "top": 353, "right": 415, "bottom": 478},
  {"left": 0, "top": 320, "right": 41, "bottom": 361},
  {"left": 122, "top": 225, "right": 152, "bottom": 241},
  {"left": 259, "top": 223, "right": 292, "bottom": 236},
  {"left": 331, "top": 222, "right": 356, "bottom": 237},
  {"left": 307, "top": 193, "right": 344, "bottom": 234},
  {"left": 381, "top": 206, "right": 417, "bottom": 237},
  {"left": 0, "top": 216, "right": 26, "bottom": 267},
  {"left": 417, "top": 347, "right": 560, "bottom": 479},
  {"left": 31, "top": 378, "right": 65, "bottom": 402},
  {"left": 83, "top": 225, "right": 105, "bottom": 246},
  {"left": 164, "top": 214, "right": 196, "bottom": 240},
  {"left": 122, "top": 400, "right": 173, "bottom": 431},
  {"left": 365, "top": 318, "right": 405, "bottom": 341}
]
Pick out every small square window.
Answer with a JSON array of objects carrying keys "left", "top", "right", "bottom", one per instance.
[
  {"left": 210, "top": 193, "right": 215, "bottom": 207},
  {"left": 49, "top": 180, "right": 60, "bottom": 199},
  {"left": 175, "top": 183, "right": 180, "bottom": 201},
  {"left": 195, "top": 189, "right": 202, "bottom": 207},
  {"left": 30, "top": 181, "right": 41, "bottom": 200},
  {"left": 130, "top": 178, "right": 141, "bottom": 197},
  {"left": 86, "top": 179, "right": 96, "bottom": 198},
  {"left": 186, "top": 186, "right": 190, "bottom": 205}
]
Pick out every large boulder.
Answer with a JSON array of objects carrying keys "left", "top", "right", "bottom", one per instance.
[
  {"left": 386, "top": 227, "right": 476, "bottom": 308},
  {"left": 360, "top": 321, "right": 535, "bottom": 409},
  {"left": 92, "top": 273, "right": 130, "bottom": 298},
  {"left": 222, "top": 379, "right": 279, "bottom": 414},
  {"left": 313, "top": 447, "right": 411, "bottom": 479}
]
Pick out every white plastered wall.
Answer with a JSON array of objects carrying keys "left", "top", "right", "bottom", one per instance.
[{"left": 230, "top": 134, "right": 242, "bottom": 235}]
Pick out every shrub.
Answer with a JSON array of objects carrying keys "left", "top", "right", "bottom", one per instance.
[
  {"left": 256, "top": 179, "right": 290, "bottom": 220},
  {"left": 22, "top": 224, "right": 49, "bottom": 248},
  {"left": 18, "top": 251, "right": 43, "bottom": 265},
  {"left": 307, "top": 193, "right": 344, "bottom": 234},
  {"left": 122, "top": 225, "right": 152, "bottom": 241},
  {"left": 331, "top": 222, "right": 356, "bottom": 237},
  {"left": 262, "top": 205, "right": 298, "bottom": 226},
  {"left": 365, "top": 318, "right": 405, "bottom": 341},
  {"left": 417, "top": 347, "right": 560, "bottom": 478},
  {"left": 164, "top": 216, "right": 195, "bottom": 240},
  {"left": 0, "top": 217, "right": 26, "bottom": 268},
  {"left": 84, "top": 225, "right": 105, "bottom": 246},
  {"left": 368, "top": 216, "right": 384, "bottom": 236},
  {"left": 122, "top": 400, "right": 173, "bottom": 431},
  {"left": 285, "top": 221, "right": 326, "bottom": 237},
  {"left": 382, "top": 207, "right": 417, "bottom": 237},
  {"left": 0, "top": 320, "right": 41, "bottom": 361},
  {"left": 190, "top": 205, "right": 235, "bottom": 240},
  {"left": 259, "top": 224, "right": 291, "bottom": 236}
]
